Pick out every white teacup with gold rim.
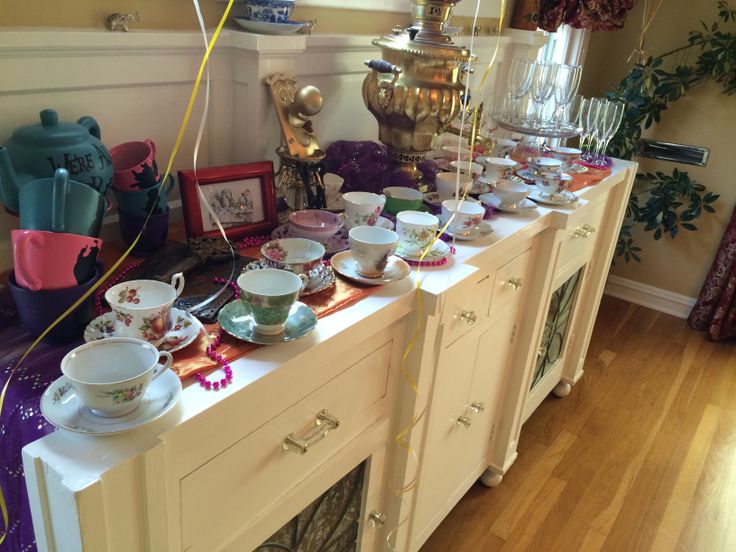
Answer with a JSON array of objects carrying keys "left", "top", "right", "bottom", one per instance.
[
  {"left": 342, "top": 191, "right": 386, "bottom": 228},
  {"left": 396, "top": 210, "right": 439, "bottom": 256},
  {"left": 484, "top": 157, "right": 518, "bottom": 182},
  {"left": 348, "top": 226, "right": 399, "bottom": 278},
  {"left": 104, "top": 273, "right": 185, "bottom": 347},
  {"left": 61, "top": 337, "right": 173, "bottom": 417},
  {"left": 440, "top": 199, "right": 485, "bottom": 237}
]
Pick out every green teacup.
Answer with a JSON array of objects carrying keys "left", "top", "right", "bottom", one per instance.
[
  {"left": 383, "top": 186, "right": 424, "bottom": 216},
  {"left": 237, "top": 269, "right": 308, "bottom": 335}
]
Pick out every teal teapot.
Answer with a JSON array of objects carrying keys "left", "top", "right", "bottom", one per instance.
[{"left": 0, "top": 109, "right": 113, "bottom": 213}]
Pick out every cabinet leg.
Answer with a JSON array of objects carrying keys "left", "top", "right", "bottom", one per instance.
[
  {"left": 479, "top": 469, "right": 503, "bottom": 488},
  {"left": 552, "top": 381, "right": 571, "bottom": 398}
]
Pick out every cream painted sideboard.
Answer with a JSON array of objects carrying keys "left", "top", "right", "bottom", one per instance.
[{"left": 22, "top": 161, "right": 636, "bottom": 551}]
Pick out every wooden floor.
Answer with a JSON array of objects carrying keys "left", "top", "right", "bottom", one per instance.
[{"left": 421, "top": 296, "right": 736, "bottom": 552}]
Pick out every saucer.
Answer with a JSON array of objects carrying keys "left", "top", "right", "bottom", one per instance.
[
  {"left": 479, "top": 193, "right": 537, "bottom": 213},
  {"left": 272, "top": 224, "right": 348, "bottom": 255},
  {"left": 244, "top": 260, "right": 336, "bottom": 296},
  {"left": 516, "top": 168, "right": 537, "bottom": 182},
  {"left": 567, "top": 164, "right": 588, "bottom": 174},
  {"left": 232, "top": 18, "right": 306, "bottom": 35},
  {"left": 442, "top": 220, "right": 494, "bottom": 240},
  {"left": 528, "top": 189, "right": 579, "bottom": 206},
  {"left": 331, "top": 251, "right": 410, "bottom": 285},
  {"left": 346, "top": 216, "right": 395, "bottom": 231},
  {"left": 469, "top": 178, "right": 493, "bottom": 195},
  {"left": 84, "top": 308, "right": 203, "bottom": 353},
  {"left": 40, "top": 370, "right": 182, "bottom": 435},
  {"left": 396, "top": 239, "right": 452, "bottom": 263},
  {"left": 218, "top": 301, "right": 317, "bottom": 345}
]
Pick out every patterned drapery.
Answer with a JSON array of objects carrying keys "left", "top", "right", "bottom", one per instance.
[
  {"left": 538, "top": 0, "right": 639, "bottom": 32},
  {"left": 688, "top": 203, "right": 736, "bottom": 340}
]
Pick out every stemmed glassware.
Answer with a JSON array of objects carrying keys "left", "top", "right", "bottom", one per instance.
[
  {"left": 506, "top": 59, "right": 535, "bottom": 123},
  {"left": 529, "top": 62, "right": 558, "bottom": 126},
  {"left": 553, "top": 64, "right": 582, "bottom": 123}
]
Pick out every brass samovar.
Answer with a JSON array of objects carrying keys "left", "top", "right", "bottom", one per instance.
[{"left": 362, "top": 0, "right": 471, "bottom": 184}]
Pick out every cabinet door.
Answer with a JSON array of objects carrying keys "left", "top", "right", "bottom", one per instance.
[{"left": 412, "top": 330, "right": 480, "bottom": 545}]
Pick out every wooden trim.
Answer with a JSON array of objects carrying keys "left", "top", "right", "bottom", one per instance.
[{"left": 604, "top": 274, "right": 696, "bottom": 319}]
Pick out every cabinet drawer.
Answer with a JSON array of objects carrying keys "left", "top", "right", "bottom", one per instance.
[
  {"left": 442, "top": 271, "right": 491, "bottom": 347},
  {"left": 180, "top": 341, "right": 393, "bottom": 551},
  {"left": 489, "top": 248, "right": 532, "bottom": 322},
  {"left": 556, "top": 196, "right": 608, "bottom": 278}
]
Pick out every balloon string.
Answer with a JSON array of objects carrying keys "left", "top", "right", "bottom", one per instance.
[{"left": 0, "top": 0, "right": 237, "bottom": 545}]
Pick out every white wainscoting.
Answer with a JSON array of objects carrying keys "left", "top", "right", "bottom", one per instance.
[{"left": 0, "top": 28, "right": 544, "bottom": 272}]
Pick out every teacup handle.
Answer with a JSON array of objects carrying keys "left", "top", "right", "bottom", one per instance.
[
  {"left": 170, "top": 272, "right": 185, "bottom": 298},
  {"left": 152, "top": 351, "right": 173, "bottom": 379},
  {"left": 14, "top": 232, "right": 45, "bottom": 291},
  {"left": 297, "top": 273, "right": 309, "bottom": 291},
  {"left": 337, "top": 212, "right": 347, "bottom": 228},
  {"left": 51, "top": 168, "right": 69, "bottom": 233},
  {"left": 145, "top": 138, "right": 157, "bottom": 158}
]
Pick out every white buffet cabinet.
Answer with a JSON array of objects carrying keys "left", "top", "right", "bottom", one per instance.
[{"left": 22, "top": 161, "right": 636, "bottom": 551}]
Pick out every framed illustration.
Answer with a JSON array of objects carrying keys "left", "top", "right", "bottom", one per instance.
[{"left": 178, "top": 161, "right": 278, "bottom": 241}]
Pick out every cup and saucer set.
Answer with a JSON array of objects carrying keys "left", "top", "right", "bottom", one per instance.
[
  {"left": 232, "top": 0, "right": 309, "bottom": 35},
  {"left": 523, "top": 156, "right": 579, "bottom": 206},
  {"left": 85, "top": 273, "right": 204, "bottom": 353}
]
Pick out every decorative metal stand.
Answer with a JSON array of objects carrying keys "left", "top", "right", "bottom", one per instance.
[{"left": 276, "top": 146, "right": 327, "bottom": 211}]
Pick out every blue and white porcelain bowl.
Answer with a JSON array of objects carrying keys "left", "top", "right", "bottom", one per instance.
[{"left": 245, "top": 0, "right": 295, "bottom": 23}]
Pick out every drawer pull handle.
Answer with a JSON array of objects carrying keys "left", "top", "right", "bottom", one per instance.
[
  {"left": 457, "top": 415, "right": 472, "bottom": 429},
  {"left": 582, "top": 224, "right": 596, "bottom": 234},
  {"left": 283, "top": 410, "right": 340, "bottom": 455},
  {"left": 470, "top": 401, "right": 485, "bottom": 414},
  {"left": 368, "top": 510, "right": 387, "bottom": 527},
  {"left": 506, "top": 277, "right": 523, "bottom": 290},
  {"left": 460, "top": 310, "right": 477, "bottom": 325},
  {"left": 573, "top": 225, "right": 595, "bottom": 239}
]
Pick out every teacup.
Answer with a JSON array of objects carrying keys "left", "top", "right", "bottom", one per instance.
[
  {"left": 534, "top": 171, "right": 574, "bottom": 196},
  {"left": 110, "top": 139, "right": 159, "bottom": 192},
  {"left": 113, "top": 174, "right": 173, "bottom": 218},
  {"left": 527, "top": 156, "right": 563, "bottom": 174},
  {"left": 12, "top": 229, "right": 102, "bottom": 291},
  {"left": 348, "top": 226, "right": 399, "bottom": 278},
  {"left": 61, "top": 337, "right": 173, "bottom": 417},
  {"left": 549, "top": 146, "right": 582, "bottom": 171},
  {"left": 483, "top": 157, "right": 518, "bottom": 182},
  {"left": 440, "top": 199, "right": 485, "bottom": 236},
  {"left": 396, "top": 211, "right": 439, "bottom": 256},
  {"left": 104, "top": 273, "right": 185, "bottom": 346},
  {"left": 288, "top": 210, "right": 345, "bottom": 243},
  {"left": 383, "top": 186, "right": 424, "bottom": 216},
  {"left": 342, "top": 191, "right": 386, "bottom": 228},
  {"left": 450, "top": 160, "right": 484, "bottom": 179},
  {"left": 261, "top": 238, "right": 325, "bottom": 275},
  {"left": 245, "top": 0, "right": 295, "bottom": 23},
  {"left": 435, "top": 171, "right": 473, "bottom": 201},
  {"left": 118, "top": 207, "right": 169, "bottom": 257},
  {"left": 19, "top": 168, "right": 105, "bottom": 237},
  {"left": 441, "top": 145, "right": 472, "bottom": 162},
  {"left": 493, "top": 177, "right": 531, "bottom": 207},
  {"left": 492, "top": 138, "right": 517, "bottom": 158},
  {"left": 237, "top": 269, "right": 308, "bottom": 335}
]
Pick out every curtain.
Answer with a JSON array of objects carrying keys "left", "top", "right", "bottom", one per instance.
[
  {"left": 688, "top": 203, "right": 736, "bottom": 340},
  {"left": 538, "top": 0, "right": 639, "bottom": 32}
]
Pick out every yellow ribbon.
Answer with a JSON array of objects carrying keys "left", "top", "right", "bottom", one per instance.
[{"left": 0, "top": 0, "right": 237, "bottom": 545}]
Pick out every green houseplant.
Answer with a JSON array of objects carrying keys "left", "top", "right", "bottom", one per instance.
[{"left": 606, "top": 0, "right": 735, "bottom": 262}]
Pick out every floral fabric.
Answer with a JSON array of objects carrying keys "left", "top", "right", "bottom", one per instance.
[
  {"left": 538, "top": 0, "right": 639, "bottom": 32},
  {"left": 688, "top": 203, "right": 736, "bottom": 340}
]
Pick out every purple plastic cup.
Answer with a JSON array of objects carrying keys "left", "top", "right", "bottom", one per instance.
[
  {"left": 7, "top": 261, "right": 103, "bottom": 344},
  {"left": 118, "top": 207, "right": 169, "bottom": 256}
]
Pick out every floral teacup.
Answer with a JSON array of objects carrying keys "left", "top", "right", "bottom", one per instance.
[
  {"left": 237, "top": 269, "right": 308, "bottom": 335},
  {"left": 261, "top": 238, "right": 325, "bottom": 275},
  {"left": 440, "top": 199, "right": 485, "bottom": 237},
  {"left": 348, "top": 226, "right": 399, "bottom": 278},
  {"left": 61, "top": 337, "right": 173, "bottom": 417},
  {"left": 104, "top": 273, "right": 185, "bottom": 346},
  {"left": 342, "top": 191, "right": 386, "bottom": 228},
  {"left": 396, "top": 211, "right": 439, "bottom": 256}
]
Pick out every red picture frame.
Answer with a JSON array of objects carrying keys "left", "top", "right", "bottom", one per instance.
[{"left": 178, "top": 161, "right": 278, "bottom": 241}]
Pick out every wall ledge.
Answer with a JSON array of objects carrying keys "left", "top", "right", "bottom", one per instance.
[{"left": 604, "top": 274, "right": 696, "bottom": 319}]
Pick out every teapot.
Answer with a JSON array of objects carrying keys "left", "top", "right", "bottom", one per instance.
[{"left": 0, "top": 109, "right": 113, "bottom": 213}]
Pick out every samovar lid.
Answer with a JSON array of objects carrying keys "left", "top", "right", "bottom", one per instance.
[{"left": 373, "top": 30, "right": 470, "bottom": 62}]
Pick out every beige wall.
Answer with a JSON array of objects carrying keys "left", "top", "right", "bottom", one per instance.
[
  {"left": 0, "top": 0, "right": 499, "bottom": 36},
  {"left": 581, "top": 0, "right": 736, "bottom": 298}
]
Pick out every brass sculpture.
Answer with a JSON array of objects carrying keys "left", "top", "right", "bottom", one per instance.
[{"left": 362, "top": 0, "right": 472, "bottom": 184}]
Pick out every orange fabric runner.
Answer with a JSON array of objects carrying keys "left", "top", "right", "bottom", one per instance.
[
  {"left": 567, "top": 165, "right": 612, "bottom": 192},
  {"left": 171, "top": 246, "right": 379, "bottom": 380}
]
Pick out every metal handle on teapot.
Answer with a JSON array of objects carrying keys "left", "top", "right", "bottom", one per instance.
[{"left": 364, "top": 59, "right": 402, "bottom": 77}]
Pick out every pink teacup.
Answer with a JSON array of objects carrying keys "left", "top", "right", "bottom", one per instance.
[
  {"left": 11, "top": 229, "right": 102, "bottom": 291},
  {"left": 288, "top": 210, "right": 345, "bottom": 243},
  {"left": 110, "top": 139, "right": 159, "bottom": 192}
]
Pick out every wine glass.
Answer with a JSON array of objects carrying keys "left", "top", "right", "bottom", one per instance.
[
  {"left": 530, "top": 62, "right": 558, "bottom": 126},
  {"left": 577, "top": 97, "right": 592, "bottom": 152},
  {"left": 597, "top": 101, "right": 626, "bottom": 163},
  {"left": 553, "top": 64, "right": 582, "bottom": 124},
  {"left": 582, "top": 97, "right": 604, "bottom": 156},
  {"left": 506, "top": 58, "right": 535, "bottom": 123}
]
